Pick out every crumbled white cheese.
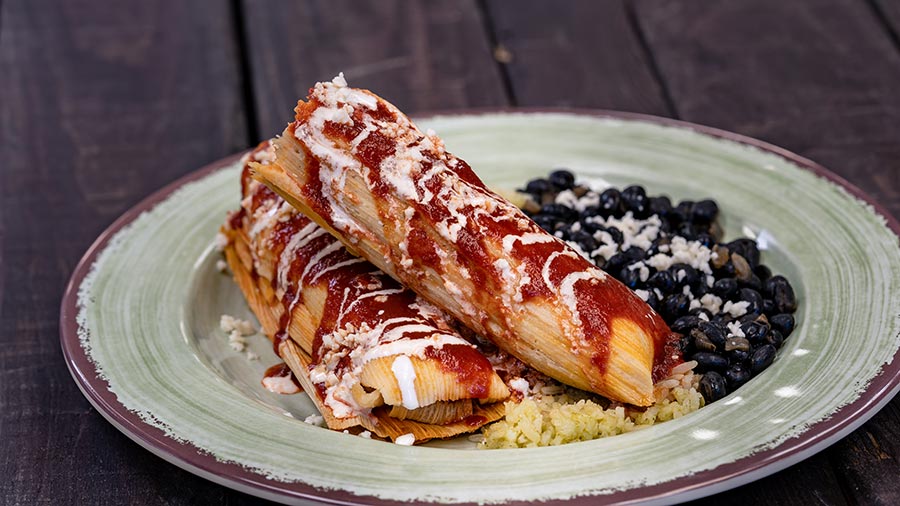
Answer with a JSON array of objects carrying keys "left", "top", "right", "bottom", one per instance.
[
  {"left": 303, "top": 414, "right": 325, "bottom": 426},
  {"left": 722, "top": 300, "right": 750, "bottom": 318},
  {"left": 246, "top": 351, "right": 259, "bottom": 361},
  {"left": 359, "top": 430, "right": 372, "bottom": 439},
  {"left": 262, "top": 374, "right": 300, "bottom": 395},
  {"left": 509, "top": 377, "right": 530, "bottom": 396},
  {"left": 394, "top": 433, "right": 416, "bottom": 446},
  {"left": 699, "top": 293, "right": 723, "bottom": 315},
  {"left": 228, "top": 330, "right": 247, "bottom": 352},
  {"left": 726, "top": 320, "right": 745, "bottom": 338},
  {"left": 220, "top": 314, "right": 257, "bottom": 336},
  {"left": 215, "top": 259, "right": 228, "bottom": 273}
]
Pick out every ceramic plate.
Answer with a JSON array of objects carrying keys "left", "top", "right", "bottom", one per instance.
[{"left": 61, "top": 111, "right": 900, "bottom": 505}]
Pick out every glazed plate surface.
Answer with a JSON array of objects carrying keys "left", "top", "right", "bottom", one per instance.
[{"left": 61, "top": 111, "right": 900, "bottom": 505}]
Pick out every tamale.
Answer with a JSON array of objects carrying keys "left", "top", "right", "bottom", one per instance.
[
  {"left": 221, "top": 142, "right": 509, "bottom": 442},
  {"left": 252, "top": 75, "right": 681, "bottom": 406}
]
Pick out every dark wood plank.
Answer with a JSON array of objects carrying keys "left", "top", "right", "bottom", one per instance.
[
  {"left": 0, "top": 1, "right": 260, "bottom": 504},
  {"left": 633, "top": 0, "right": 900, "bottom": 218},
  {"left": 632, "top": 0, "right": 900, "bottom": 504},
  {"left": 872, "top": 0, "right": 900, "bottom": 42},
  {"left": 691, "top": 452, "right": 849, "bottom": 506},
  {"left": 241, "top": 0, "right": 509, "bottom": 139},
  {"left": 484, "top": 0, "right": 672, "bottom": 115}
]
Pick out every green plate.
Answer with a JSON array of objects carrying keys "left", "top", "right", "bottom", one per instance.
[{"left": 61, "top": 111, "right": 900, "bottom": 505}]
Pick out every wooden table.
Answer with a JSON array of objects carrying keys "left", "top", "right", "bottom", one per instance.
[{"left": 2, "top": 1, "right": 899, "bottom": 504}]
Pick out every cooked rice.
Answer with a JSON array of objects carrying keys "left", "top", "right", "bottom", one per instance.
[{"left": 479, "top": 361, "right": 703, "bottom": 448}]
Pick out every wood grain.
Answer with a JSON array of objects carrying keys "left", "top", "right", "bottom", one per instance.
[
  {"left": 873, "top": 0, "right": 900, "bottom": 41},
  {"left": 483, "top": 0, "right": 672, "bottom": 115},
  {"left": 240, "top": 0, "right": 509, "bottom": 139},
  {"left": 0, "top": 0, "right": 258, "bottom": 504},
  {"left": 633, "top": 0, "right": 900, "bottom": 219},
  {"left": 632, "top": 0, "right": 900, "bottom": 503}
]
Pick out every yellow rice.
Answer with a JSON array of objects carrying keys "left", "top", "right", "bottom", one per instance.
[{"left": 479, "top": 361, "right": 703, "bottom": 448}]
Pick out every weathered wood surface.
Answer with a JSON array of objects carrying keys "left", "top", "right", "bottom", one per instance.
[
  {"left": 2, "top": 0, "right": 899, "bottom": 504},
  {"left": 0, "top": 1, "right": 257, "bottom": 504},
  {"left": 241, "top": 0, "right": 509, "bottom": 139},
  {"left": 483, "top": 0, "right": 672, "bottom": 115}
]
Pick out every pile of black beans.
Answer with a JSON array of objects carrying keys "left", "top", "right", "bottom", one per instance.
[{"left": 520, "top": 169, "right": 799, "bottom": 403}]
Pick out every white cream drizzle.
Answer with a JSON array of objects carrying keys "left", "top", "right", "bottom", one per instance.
[
  {"left": 276, "top": 222, "right": 322, "bottom": 290},
  {"left": 391, "top": 355, "right": 419, "bottom": 410}
]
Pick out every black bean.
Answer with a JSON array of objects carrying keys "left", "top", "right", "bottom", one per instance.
[
  {"left": 569, "top": 230, "right": 597, "bottom": 252},
  {"left": 647, "top": 236, "right": 671, "bottom": 256},
  {"left": 548, "top": 169, "right": 575, "bottom": 190},
  {"left": 555, "top": 223, "right": 575, "bottom": 239},
  {"left": 727, "top": 238, "right": 760, "bottom": 269},
  {"left": 679, "top": 333, "right": 694, "bottom": 355},
  {"left": 697, "top": 321, "right": 727, "bottom": 349},
  {"left": 524, "top": 178, "right": 553, "bottom": 196},
  {"left": 599, "top": 188, "right": 624, "bottom": 217},
  {"left": 671, "top": 201, "right": 694, "bottom": 224},
  {"left": 699, "top": 371, "right": 728, "bottom": 402},
  {"left": 764, "top": 275, "right": 797, "bottom": 314},
  {"left": 738, "top": 311, "right": 762, "bottom": 325},
  {"left": 712, "top": 313, "right": 734, "bottom": 326},
  {"left": 531, "top": 214, "right": 556, "bottom": 232},
  {"left": 663, "top": 293, "right": 691, "bottom": 319},
  {"left": 691, "top": 328, "right": 718, "bottom": 353},
  {"left": 739, "top": 273, "right": 762, "bottom": 292},
  {"left": 769, "top": 314, "right": 795, "bottom": 338},
  {"left": 689, "top": 308, "right": 713, "bottom": 321},
  {"left": 648, "top": 270, "right": 676, "bottom": 294},
  {"left": 725, "top": 337, "right": 751, "bottom": 353},
  {"left": 649, "top": 196, "right": 673, "bottom": 217},
  {"left": 695, "top": 232, "right": 716, "bottom": 248},
  {"left": 604, "top": 253, "right": 631, "bottom": 275},
  {"left": 645, "top": 290, "right": 661, "bottom": 312},
  {"left": 765, "top": 329, "right": 784, "bottom": 349},
  {"left": 750, "top": 344, "right": 777, "bottom": 374},
  {"left": 604, "top": 227, "right": 624, "bottom": 245},
  {"left": 671, "top": 315, "right": 701, "bottom": 334},
  {"left": 754, "top": 264, "right": 772, "bottom": 282},
  {"left": 618, "top": 267, "right": 641, "bottom": 289},
  {"left": 741, "top": 321, "right": 770, "bottom": 345},
  {"left": 727, "top": 349, "right": 750, "bottom": 365},
  {"left": 579, "top": 207, "right": 602, "bottom": 222},
  {"left": 691, "top": 199, "right": 719, "bottom": 223},
  {"left": 624, "top": 246, "right": 646, "bottom": 260},
  {"left": 693, "top": 352, "right": 729, "bottom": 373},
  {"left": 739, "top": 288, "right": 763, "bottom": 315},
  {"left": 621, "top": 185, "right": 649, "bottom": 218},
  {"left": 714, "top": 260, "right": 736, "bottom": 278},
  {"left": 669, "top": 263, "right": 700, "bottom": 289},
  {"left": 540, "top": 203, "right": 578, "bottom": 221},
  {"left": 732, "top": 253, "right": 752, "bottom": 281},
  {"left": 725, "top": 365, "right": 752, "bottom": 390},
  {"left": 675, "top": 222, "right": 698, "bottom": 241},
  {"left": 712, "top": 278, "right": 739, "bottom": 300},
  {"left": 762, "top": 298, "right": 776, "bottom": 316}
]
